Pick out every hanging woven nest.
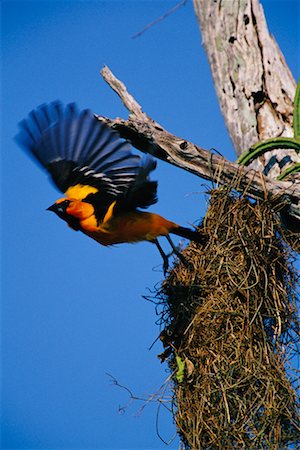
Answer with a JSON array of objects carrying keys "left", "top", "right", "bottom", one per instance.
[{"left": 157, "top": 188, "right": 299, "bottom": 449}]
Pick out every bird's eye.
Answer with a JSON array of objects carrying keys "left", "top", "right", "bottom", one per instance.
[
  {"left": 61, "top": 199, "right": 71, "bottom": 206},
  {"left": 56, "top": 200, "right": 71, "bottom": 213}
]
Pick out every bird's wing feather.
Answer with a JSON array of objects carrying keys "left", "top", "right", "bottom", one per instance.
[
  {"left": 116, "top": 156, "right": 158, "bottom": 210},
  {"left": 16, "top": 101, "right": 156, "bottom": 201}
]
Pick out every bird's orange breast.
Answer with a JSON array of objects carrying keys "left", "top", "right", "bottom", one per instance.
[
  {"left": 81, "top": 211, "right": 176, "bottom": 246},
  {"left": 61, "top": 198, "right": 177, "bottom": 246}
]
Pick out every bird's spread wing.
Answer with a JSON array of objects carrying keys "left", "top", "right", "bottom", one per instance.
[
  {"left": 115, "top": 155, "right": 158, "bottom": 211},
  {"left": 16, "top": 101, "right": 158, "bottom": 213}
]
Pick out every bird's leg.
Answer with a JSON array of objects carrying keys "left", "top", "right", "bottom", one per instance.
[
  {"left": 166, "top": 235, "right": 189, "bottom": 267},
  {"left": 152, "top": 238, "right": 170, "bottom": 275}
]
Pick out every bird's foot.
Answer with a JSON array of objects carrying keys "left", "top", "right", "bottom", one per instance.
[
  {"left": 152, "top": 238, "right": 171, "bottom": 275},
  {"left": 166, "top": 235, "right": 190, "bottom": 268},
  {"left": 162, "top": 254, "right": 170, "bottom": 275},
  {"left": 176, "top": 252, "right": 189, "bottom": 267}
]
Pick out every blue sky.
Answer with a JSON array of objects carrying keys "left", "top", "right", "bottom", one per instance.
[{"left": 2, "top": 1, "right": 299, "bottom": 449}]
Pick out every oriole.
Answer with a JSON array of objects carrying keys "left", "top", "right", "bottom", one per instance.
[{"left": 17, "top": 101, "right": 204, "bottom": 272}]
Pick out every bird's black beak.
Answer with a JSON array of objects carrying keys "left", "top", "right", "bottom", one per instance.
[
  {"left": 46, "top": 200, "right": 70, "bottom": 219},
  {"left": 45, "top": 200, "right": 79, "bottom": 230},
  {"left": 46, "top": 203, "right": 57, "bottom": 212}
]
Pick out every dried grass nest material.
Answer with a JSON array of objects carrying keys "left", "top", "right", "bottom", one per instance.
[{"left": 157, "top": 189, "right": 299, "bottom": 449}]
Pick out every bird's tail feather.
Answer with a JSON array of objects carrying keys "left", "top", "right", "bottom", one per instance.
[{"left": 171, "top": 225, "right": 205, "bottom": 244}]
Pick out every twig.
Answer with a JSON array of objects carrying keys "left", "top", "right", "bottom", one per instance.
[
  {"left": 106, "top": 372, "right": 174, "bottom": 417},
  {"left": 101, "top": 65, "right": 145, "bottom": 119},
  {"left": 131, "top": 0, "right": 189, "bottom": 39},
  {"left": 106, "top": 373, "right": 146, "bottom": 414}
]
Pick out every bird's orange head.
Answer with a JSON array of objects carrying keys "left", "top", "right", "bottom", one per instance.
[{"left": 47, "top": 198, "right": 95, "bottom": 230}]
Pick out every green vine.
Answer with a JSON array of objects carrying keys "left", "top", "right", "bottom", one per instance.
[
  {"left": 237, "top": 78, "right": 300, "bottom": 180},
  {"left": 277, "top": 162, "right": 300, "bottom": 180},
  {"left": 293, "top": 77, "right": 300, "bottom": 138},
  {"left": 237, "top": 138, "right": 300, "bottom": 166}
]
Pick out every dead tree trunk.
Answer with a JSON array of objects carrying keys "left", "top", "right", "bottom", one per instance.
[{"left": 193, "top": 0, "right": 296, "bottom": 155}]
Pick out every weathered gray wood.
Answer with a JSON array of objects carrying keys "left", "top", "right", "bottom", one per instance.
[
  {"left": 193, "top": 0, "right": 296, "bottom": 160},
  {"left": 98, "top": 66, "right": 300, "bottom": 224},
  {"left": 193, "top": 0, "right": 300, "bottom": 183}
]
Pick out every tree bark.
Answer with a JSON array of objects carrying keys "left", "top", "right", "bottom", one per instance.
[{"left": 193, "top": 0, "right": 299, "bottom": 176}]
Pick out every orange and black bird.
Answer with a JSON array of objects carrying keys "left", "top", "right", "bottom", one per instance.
[{"left": 16, "top": 101, "right": 203, "bottom": 273}]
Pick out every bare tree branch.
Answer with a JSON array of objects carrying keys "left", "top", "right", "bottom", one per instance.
[
  {"left": 101, "top": 66, "right": 145, "bottom": 119},
  {"left": 131, "top": 0, "right": 189, "bottom": 39},
  {"left": 98, "top": 66, "right": 300, "bottom": 223}
]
